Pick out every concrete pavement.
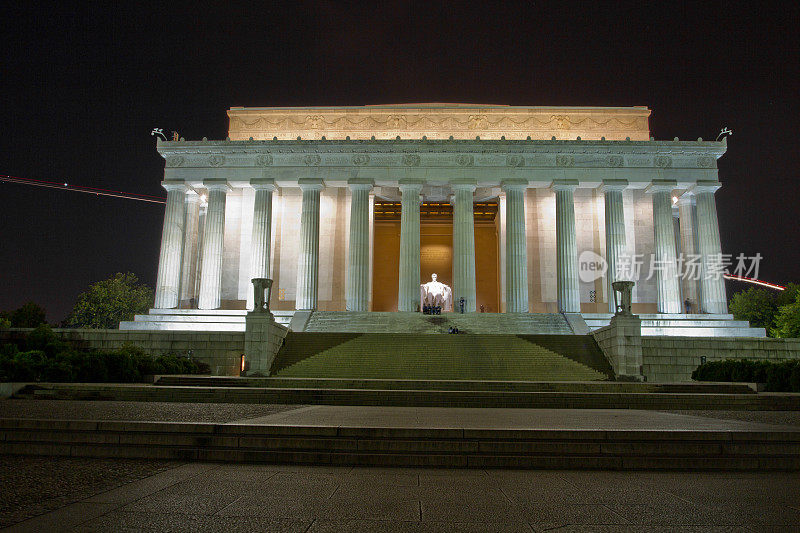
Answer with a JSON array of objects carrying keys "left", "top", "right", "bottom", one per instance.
[{"left": 3, "top": 461, "right": 799, "bottom": 531}]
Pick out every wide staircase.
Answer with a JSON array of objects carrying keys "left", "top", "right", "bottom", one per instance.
[
  {"left": 302, "top": 311, "right": 574, "bottom": 334},
  {"left": 271, "top": 333, "right": 610, "bottom": 381},
  {"left": 3, "top": 417, "right": 799, "bottom": 470}
]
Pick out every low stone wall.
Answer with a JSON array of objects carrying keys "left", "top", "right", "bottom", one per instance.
[
  {"left": 0, "top": 328, "right": 245, "bottom": 377},
  {"left": 642, "top": 336, "right": 800, "bottom": 382}
]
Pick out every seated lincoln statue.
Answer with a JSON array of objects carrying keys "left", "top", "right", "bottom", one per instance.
[{"left": 420, "top": 273, "right": 453, "bottom": 313}]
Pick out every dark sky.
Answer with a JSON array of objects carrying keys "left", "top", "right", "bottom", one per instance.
[{"left": 2, "top": 2, "right": 798, "bottom": 322}]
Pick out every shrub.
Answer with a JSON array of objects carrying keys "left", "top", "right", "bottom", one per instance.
[
  {"left": 0, "top": 327, "right": 209, "bottom": 383},
  {"left": 772, "top": 292, "right": 800, "bottom": 339},
  {"left": 692, "top": 358, "right": 800, "bottom": 392}
]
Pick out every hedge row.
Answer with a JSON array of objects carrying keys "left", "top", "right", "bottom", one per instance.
[
  {"left": 0, "top": 325, "right": 209, "bottom": 383},
  {"left": 692, "top": 359, "right": 800, "bottom": 392}
]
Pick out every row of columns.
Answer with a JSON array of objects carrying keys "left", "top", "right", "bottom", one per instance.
[{"left": 154, "top": 178, "right": 728, "bottom": 315}]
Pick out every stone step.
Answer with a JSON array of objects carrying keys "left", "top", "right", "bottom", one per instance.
[
  {"left": 1, "top": 418, "right": 798, "bottom": 470},
  {"left": 120, "top": 310, "right": 294, "bottom": 331},
  {"left": 15, "top": 383, "right": 799, "bottom": 410},
  {"left": 303, "top": 312, "right": 574, "bottom": 334},
  {"left": 153, "top": 376, "right": 757, "bottom": 394},
  {"left": 273, "top": 334, "right": 608, "bottom": 381},
  {"left": 582, "top": 313, "right": 767, "bottom": 338}
]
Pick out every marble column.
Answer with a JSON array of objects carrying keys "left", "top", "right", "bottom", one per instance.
[
  {"left": 197, "top": 180, "right": 230, "bottom": 310},
  {"left": 646, "top": 180, "right": 682, "bottom": 313},
  {"left": 154, "top": 182, "right": 187, "bottom": 309},
  {"left": 179, "top": 190, "right": 200, "bottom": 306},
  {"left": 678, "top": 192, "right": 701, "bottom": 312},
  {"left": 295, "top": 179, "right": 324, "bottom": 310},
  {"left": 601, "top": 180, "right": 628, "bottom": 313},
  {"left": 552, "top": 180, "right": 581, "bottom": 313},
  {"left": 398, "top": 180, "right": 423, "bottom": 312},
  {"left": 249, "top": 178, "right": 276, "bottom": 281},
  {"left": 501, "top": 180, "right": 528, "bottom": 313},
  {"left": 694, "top": 181, "right": 728, "bottom": 314},
  {"left": 346, "top": 179, "right": 373, "bottom": 312},
  {"left": 452, "top": 181, "right": 477, "bottom": 312}
]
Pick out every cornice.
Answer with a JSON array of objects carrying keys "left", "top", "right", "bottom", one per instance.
[{"left": 157, "top": 138, "right": 726, "bottom": 171}]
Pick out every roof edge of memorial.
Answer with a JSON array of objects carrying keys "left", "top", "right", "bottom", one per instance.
[
  {"left": 229, "top": 104, "right": 651, "bottom": 112},
  {"left": 157, "top": 138, "right": 725, "bottom": 148}
]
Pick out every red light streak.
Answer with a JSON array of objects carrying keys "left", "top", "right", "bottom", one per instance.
[
  {"left": 1, "top": 174, "right": 166, "bottom": 204},
  {"left": 723, "top": 274, "right": 785, "bottom": 291}
]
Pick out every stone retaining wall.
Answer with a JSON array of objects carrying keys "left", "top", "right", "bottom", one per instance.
[
  {"left": 0, "top": 329, "right": 245, "bottom": 376},
  {"left": 642, "top": 336, "right": 800, "bottom": 382}
]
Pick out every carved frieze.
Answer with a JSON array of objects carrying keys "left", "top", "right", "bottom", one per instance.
[
  {"left": 697, "top": 155, "right": 716, "bottom": 168},
  {"left": 303, "top": 154, "right": 321, "bottom": 166},
  {"left": 165, "top": 156, "right": 185, "bottom": 167},
  {"left": 506, "top": 154, "right": 524, "bottom": 167},
  {"left": 158, "top": 138, "right": 725, "bottom": 174},
  {"left": 255, "top": 154, "right": 273, "bottom": 167},
  {"left": 456, "top": 154, "right": 474, "bottom": 166},
  {"left": 556, "top": 155, "right": 575, "bottom": 167},
  {"left": 352, "top": 154, "right": 370, "bottom": 166},
  {"left": 654, "top": 156, "right": 672, "bottom": 168},
  {"left": 402, "top": 154, "right": 421, "bottom": 166},
  {"left": 227, "top": 104, "right": 652, "bottom": 141}
]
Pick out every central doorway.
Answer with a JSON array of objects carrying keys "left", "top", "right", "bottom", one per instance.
[{"left": 371, "top": 201, "right": 499, "bottom": 312}]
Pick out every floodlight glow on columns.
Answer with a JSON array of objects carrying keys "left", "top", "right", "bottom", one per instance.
[
  {"left": 646, "top": 179, "right": 682, "bottom": 314},
  {"left": 197, "top": 180, "right": 231, "bottom": 310},
  {"left": 500, "top": 179, "right": 529, "bottom": 313},
  {"left": 692, "top": 180, "right": 728, "bottom": 314},
  {"left": 551, "top": 179, "right": 581, "bottom": 314},
  {"left": 295, "top": 179, "right": 325, "bottom": 310}
]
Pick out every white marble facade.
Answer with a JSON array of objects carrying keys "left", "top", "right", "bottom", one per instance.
[{"left": 151, "top": 104, "right": 727, "bottom": 316}]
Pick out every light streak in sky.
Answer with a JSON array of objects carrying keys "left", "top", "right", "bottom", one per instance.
[
  {"left": 1, "top": 174, "right": 166, "bottom": 204},
  {"left": 723, "top": 274, "right": 785, "bottom": 291}
]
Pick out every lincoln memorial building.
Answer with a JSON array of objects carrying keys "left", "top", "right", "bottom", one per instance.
[{"left": 122, "top": 104, "right": 763, "bottom": 337}]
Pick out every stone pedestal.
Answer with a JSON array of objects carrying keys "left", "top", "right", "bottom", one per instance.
[
  {"left": 593, "top": 315, "right": 644, "bottom": 381},
  {"left": 197, "top": 180, "right": 230, "bottom": 310},
  {"left": 244, "top": 312, "right": 285, "bottom": 375},
  {"left": 295, "top": 179, "right": 324, "bottom": 310},
  {"left": 452, "top": 181, "right": 477, "bottom": 312},
  {"left": 552, "top": 180, "right": 580, "bottom": 313},
  {"left": 154, "top": 182, "right": 187, "bottom": 309},
  {"left": 244, "top": 278, "right": 285, "bottom": 375},
  {"left": 501, "top": 180, "right": 529, "bottom": 313},
  {"left": 346, "top": 180, "right": 373, "bottom": 311},
  {"left": 398, "top": 180, "right": 423, "bottom": 312}
]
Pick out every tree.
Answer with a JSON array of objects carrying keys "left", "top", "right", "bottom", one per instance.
[
  {"left": 776, "top": 283, "right": 800, "bottom": 308},
  {"left": 64, "top": 273, "right": 153, "bottom": 329},
  {"left": 728, "top": 288, "right": 778, "bottom": 332},
  {"left": 0, "top": 301, "right": 47, "bottom": 327},
  {"left": 772, "top": 292, "right": 800, "bottom": 339}
]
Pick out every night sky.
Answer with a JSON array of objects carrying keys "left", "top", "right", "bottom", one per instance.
[{"left": 2, "top": 3, "right": 798, "bottom": 322}]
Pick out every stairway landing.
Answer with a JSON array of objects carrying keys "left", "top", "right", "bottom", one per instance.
[{"left": 302, "top": 311, "right": 574, "bottom": 334}]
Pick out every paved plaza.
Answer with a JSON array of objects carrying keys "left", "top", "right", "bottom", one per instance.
[
  {"left": 2, "top": 459, "right": 800, "bottom": 531},
  {"left": 1, "top": 400, "right": 800, "bottom": 530}
]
